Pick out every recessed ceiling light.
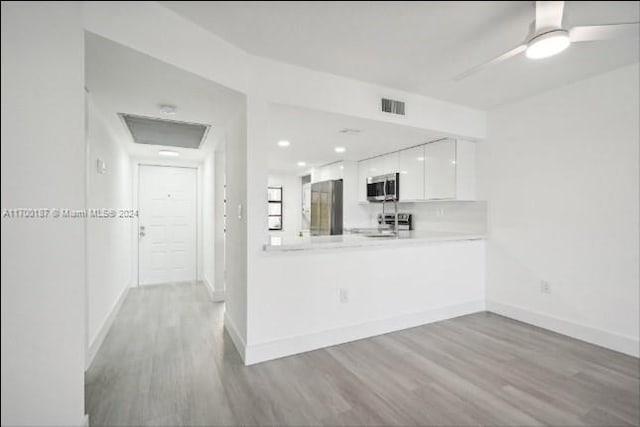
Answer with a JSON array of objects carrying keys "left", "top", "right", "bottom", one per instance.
[
  {"left": 297, "top": 161, "right": 307, "bottom": 167},
  {"left": 400, "top": 170, "right": 408, "bottom": 174},
  {"left": 416, "top": 156, "right": 425, "bottom": 161},
  {"left": 278, "top": 140, "right": 290, "bottom": 147},
  {"left": 525, "top": 30, "right": 570, "bottom": 59},
  {"left": 159, "top": 104, "right": 177, "bottom": 115},
  {"left": 159, "top": 150, "right": 179, "bottom": 157},
  {"left": 334, "top": 146, "right": 346, "bottom": 153}
]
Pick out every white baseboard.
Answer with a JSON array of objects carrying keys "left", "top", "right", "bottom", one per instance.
[
  {"left": 487, "top": 300, "right": 639, "bottom": 358},
  {"left": 201, "top": 278, "right": 225, "bottom": 302},
  {"left": 201, "top": 278, "right": 214, "bottom": 300},
  {"left": 212, "top": 289, "right": 225, "bottom": 302},
  {"left": 244, "top": 299, "right": 486, "bottom": 365},
  {"left": 86, "top": 284, "right": 130, "bottom": 370},
  {"left": 224, "top": 312, "right": 246, "bottom": 362}
]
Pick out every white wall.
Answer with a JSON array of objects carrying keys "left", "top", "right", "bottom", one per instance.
[
  {"left": 214, "top": 150, "right": 226, "bottom": 299},
  {"left": 82, "top": 1, "right": 249, "bottom": 94},
  {"left": 85, "top": 98, "right": 133, "bottom": 366},
  {"left": 224, "top": 108, "right": 249, "bottom": 353},
  {"left": 247, "top": 240, "right": 485, "bottom": 364},
  {"left": 479, "top": 64, "right": 640, "bottom": 356},
  {"left": 1, "top": 3, "right": 86, "bottom": 425},
  {"left": 201, "top": 150, "right": 216, "bottom": 297},
  {"left": 268, "top": 172, "right": 302, "bottom": 239}
]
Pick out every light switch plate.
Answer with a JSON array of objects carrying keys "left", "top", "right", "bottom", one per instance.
[{"left": 96, "top": 159, "right": 107, "bottom": 174}]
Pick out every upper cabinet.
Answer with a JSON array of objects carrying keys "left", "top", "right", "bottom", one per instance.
[
  {"left": 378, "top": 152, "right": 399, "bottom": 176},
  {"left": 424, "top": 138, "right": 476, "bottom": 201},
  {"left": 357, "top": 138, "right": 476, "bottom": 202},
  {"left": 424, "top": 139, "right": 456, "bottom": 200},
  {"left": 452, "top": 139, "right": 476, "bottom": 201},
  {"left": 398, "top": 145, "right": 425, "bottom": 201},
  {"left": 312, "top": 162, "right": 343, "bottom": 183},
  {"left": 357, "top": 158, "right": 371, "bottom": 202}
]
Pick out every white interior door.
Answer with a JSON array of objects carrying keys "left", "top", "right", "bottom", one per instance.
[{"left": 138, "top": 165, "right": 197, "bottom": 286}]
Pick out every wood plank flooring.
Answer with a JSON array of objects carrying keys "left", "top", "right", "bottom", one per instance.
[{"left": 85, "top": 282, "right": 640, "bottom": 426}]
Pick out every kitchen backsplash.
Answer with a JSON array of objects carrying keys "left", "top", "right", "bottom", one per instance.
[{"left": 356, "top": 201, "right": 487, "bottom": 234}]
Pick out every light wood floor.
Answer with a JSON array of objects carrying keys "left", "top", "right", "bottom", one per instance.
[{"left": 86, "top": 282, "right": 640, "bottom": 426}]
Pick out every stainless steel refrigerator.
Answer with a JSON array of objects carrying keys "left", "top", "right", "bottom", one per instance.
[{"left": 310, "top": 179, "right": 343, "bottom": 236}]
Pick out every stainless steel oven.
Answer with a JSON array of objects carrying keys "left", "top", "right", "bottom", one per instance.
[{"left": 367, "top": 173, "right": 399, "bottom": 202}]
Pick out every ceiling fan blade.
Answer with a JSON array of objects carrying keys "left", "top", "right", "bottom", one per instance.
[
  {"left": 535, "top": 1, "right": 565, "bottom": 32},
  {"left": 570, "top": 22, "right": 640, "bottom": 42},
  {"left": 454, "top": 44, "right": 526, "bottom": 81}
]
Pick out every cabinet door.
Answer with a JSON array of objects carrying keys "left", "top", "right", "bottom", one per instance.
[
  {"left": 455, "top": 140, "right": 476, "bottom": 200},
  {"left": 398, "top": 145, "right": 425, "bottom": 201},
  {"left": 379, "top": 152, "right": 399, "bottom": 175},
  {"left": 327, "top": 162, "right": 344, "bottom": 180},
  {"left": 357, "top": 159, "right": 371, "bottom": 202},
  {"left": 424, "top": 139, "right": 456, "bottom": 200}
]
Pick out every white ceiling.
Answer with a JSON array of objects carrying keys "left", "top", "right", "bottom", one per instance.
[
  {"left": 268, "top": 103, "right": 445, "bottom": 173},
  {"left": 163, "top": 1, "right": 640, "bottom": 109},
  {"left": 85, "top": 32, "right": 245, "bottom": 161}
]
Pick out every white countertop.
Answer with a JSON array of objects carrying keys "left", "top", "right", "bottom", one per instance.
[{"left": 263, "top": 230, "right": 485, "bottom": 252}]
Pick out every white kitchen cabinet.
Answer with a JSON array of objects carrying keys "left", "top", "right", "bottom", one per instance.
[
  {"left": 379, "top": 152, "right": 399, "bottom": 175},
  {"left": 454, "top": 139, "right": 476, "bottom": 201},
  {"left": 312, "top": 162, "right": 343, "bottom": 183},
  {"left": 324, "top": 162, "right": 344, "bottom": 181},
  {"left": 424, "top": 139, "right": 456, "bottom": 200},
  {"left": 358, "top": 138, "right": 476, "bottom": 203},
  {"left": 366, "top": 152, "right": 398, "bottom": 177},
  {"left": 424, "top": 138, "right": 476, "bottom": 201},
  {"left": 357, "top": 160, "right": 370, "bottom": 202},
  {"left": 398, "top": 145, "right": 425, "bottom": 201}
]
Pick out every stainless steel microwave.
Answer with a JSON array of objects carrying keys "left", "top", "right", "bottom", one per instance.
[{"left": 367, "top": 173, "right": 399, "bottom": 202}]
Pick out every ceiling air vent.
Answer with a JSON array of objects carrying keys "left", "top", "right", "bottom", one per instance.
[
  {"left": 381, "top": 98, "right": 405, "bottom": 116},
  {"left": 120, "top": 113, "right": 210, "bottom": 149}
]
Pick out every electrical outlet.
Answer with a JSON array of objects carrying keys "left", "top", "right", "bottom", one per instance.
[
  {"left": 540, "top": 280, "right": 551, "bottom": 294},
  {"left": 339, "top": 288, "right": 349, "bottom": 304}
]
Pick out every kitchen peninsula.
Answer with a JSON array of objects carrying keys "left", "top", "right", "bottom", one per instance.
[{"left": 264, "top": 229, "right": 485, "bottom": 252}]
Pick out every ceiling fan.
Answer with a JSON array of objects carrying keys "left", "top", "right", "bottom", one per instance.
[{"left": 454, "top": 1, "right": 640, "bottom": 80}]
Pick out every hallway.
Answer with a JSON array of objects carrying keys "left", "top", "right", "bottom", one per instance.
[{"left": 86, "top": 283, "right": 639, "bottom": 426}]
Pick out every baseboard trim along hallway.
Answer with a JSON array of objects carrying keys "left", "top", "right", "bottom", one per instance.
[
  {"left": 86, "top": 284, "right": 130, "bottom": 369},
  {"left": 202, "top": 278, "right": 225, "bottom": 302},
  {"left": 244, "top": 299, "right": 486, "bottom": 365},
  {"left": 487, "top": 300, "right": 640, "bottom": 358},
  {"left": 224, "top": 312, "right": 247, "bottom": 361}
]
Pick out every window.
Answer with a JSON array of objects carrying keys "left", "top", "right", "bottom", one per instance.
[{"left": 268, "top": 186, "right": 283, "bottom": 231}]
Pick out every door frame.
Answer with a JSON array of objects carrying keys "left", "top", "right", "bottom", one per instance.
[{"left": 133, "top": 161, "right": 202, "bottom": 287}]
